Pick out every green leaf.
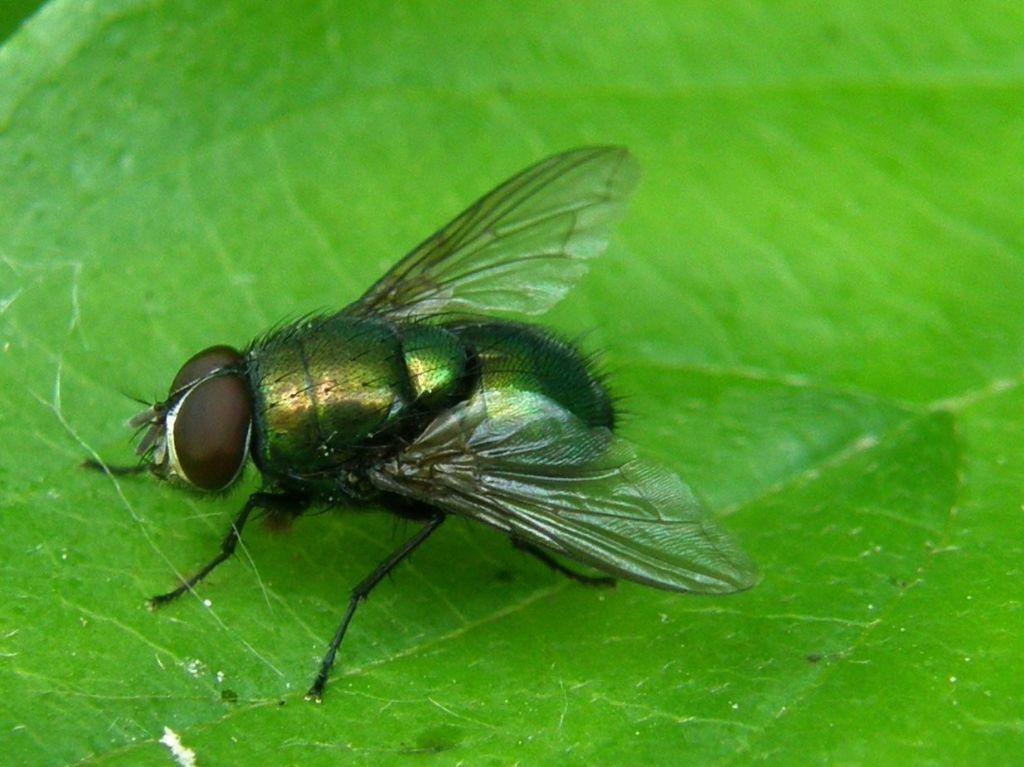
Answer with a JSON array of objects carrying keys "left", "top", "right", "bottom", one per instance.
[
  {"left": 0, "top": 4, "right": 39, "bottom": 44},
  {"left": 2, "top": 1, "right": 1022, "bottom": 764}
]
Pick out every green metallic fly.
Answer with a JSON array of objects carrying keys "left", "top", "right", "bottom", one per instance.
[{"left": 88, "top": 146, "right": 758, "bottom": 701}]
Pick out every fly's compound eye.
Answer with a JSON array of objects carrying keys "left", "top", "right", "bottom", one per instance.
[
  {"left": 170, "top": 345, "right": 245, "bottom": 394},
  {"left": 164, "top": 346, "right": 253, "bottom": 491}
]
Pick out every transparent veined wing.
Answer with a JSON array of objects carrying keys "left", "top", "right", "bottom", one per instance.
[
  {"left": 369, "top": 389, "right": 758, "bottom": 593},
  {"left": 347, "top": 146, "right": 640, "bottom": 320}
]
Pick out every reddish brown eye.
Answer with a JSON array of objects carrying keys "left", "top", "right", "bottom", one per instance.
[
  {"left": 163, "top": 345, "right": 251, "bottom": 491},
  {"left": 170, "top": 345, "right": 244, "bottom": 394},
  {"left": 170, "top": 374, "right": 253, "bottom": 491}
]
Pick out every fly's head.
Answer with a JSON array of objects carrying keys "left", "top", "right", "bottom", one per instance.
[{"left": 132, "top": 345, "right": 253, "bottom": 492}]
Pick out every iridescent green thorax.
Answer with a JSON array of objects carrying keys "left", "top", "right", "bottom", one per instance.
[
  {"left": 399, "top": 323, "right": 467, "bottom": 410},
  {"left": 247, "top": 315, "right": 413, "bottom": 478},
  {"left": 450, "top": 321, "right": 613, "bottom": 430}
]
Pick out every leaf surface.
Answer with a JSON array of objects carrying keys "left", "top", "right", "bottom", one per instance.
[{"left": 1, "top": 2, "right": 1021, "bottom": 764}]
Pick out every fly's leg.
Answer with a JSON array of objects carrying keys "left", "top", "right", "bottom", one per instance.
[
  {"left": 150, "top": 491, "right": 309, "bottom": 608},
  {"left": 306, "top": 513, "right": 445, "bottom": 702},
  {"left": 512, "top": 539, "right": 616, "bottom": 588},
  {"left": 81, "top": 458, "right": 148, "bottom": 476}
]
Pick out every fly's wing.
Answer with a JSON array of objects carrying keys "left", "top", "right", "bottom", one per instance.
[
  {"left": 347, "top": 146, "right": 640, "bottom": 320},
  {"left": 369, "top": 390, "right": 758, "bottom": 593}
]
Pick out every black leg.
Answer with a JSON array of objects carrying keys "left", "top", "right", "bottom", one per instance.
[
  {"left": 81, "top": 458, "right": 148, "bottom": 476},
  {"left": 149, "top": 491, "right": 308, "bottom": 608},
  {"left": 306, "top": 513, "right": 445, "bottom": 702},
  {"left": 512, "top": 539, "right": 616, "bottom": 588}
]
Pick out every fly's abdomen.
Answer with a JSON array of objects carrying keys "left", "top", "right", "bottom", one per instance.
[
  {"left": 248, "top": 315, "right": 413, "bottom": 477},
  {"left": 451, "top": 322, "right": 613, "bottom": 429}
]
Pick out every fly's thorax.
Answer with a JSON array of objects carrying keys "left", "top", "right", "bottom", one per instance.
[
  {"left": 399, "top": 323, "right": 468, "bottom": 410},
  {"left": 247, "top": 315, "right": 414, "bottom": 476},
  {"left": 450, "top": 321, "right": 614, "bottom": 429}
]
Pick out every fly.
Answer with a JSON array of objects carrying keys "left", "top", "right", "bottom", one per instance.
[{"left": 86, "top": 146, "right": 758, "bottom": 701}]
